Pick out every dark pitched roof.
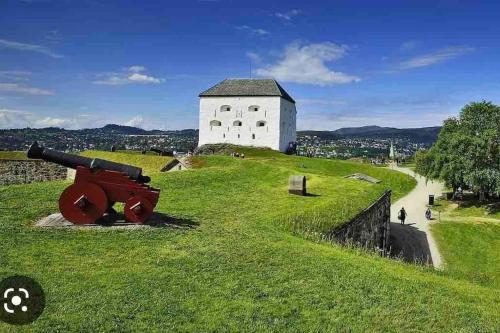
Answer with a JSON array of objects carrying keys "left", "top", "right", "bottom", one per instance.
[{"left": 199, "top": 79, "right": 295, "bottom": 103}]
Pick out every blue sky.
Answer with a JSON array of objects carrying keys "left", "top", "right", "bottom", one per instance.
[{"left": 1, "top": 0, "right": 499, "bottom": 130}]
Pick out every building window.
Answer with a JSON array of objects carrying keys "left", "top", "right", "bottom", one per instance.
[
  {"left": 256, "top": 120, "right": 266, "bottom": 127},
  {"left": 252, "top": 134, "right": 255, "bottom": 139},
  {"left": 210, "top": 120, "right": 221, "bottom": 126},
  {"left": 223, "top": 133, "right": 225, "bottom": 138},
  {"left": 248, "top": 105, "right": 259, "bottom": 112},
  {"left": 238, "top": 134, "right": 240, "bottom": 138},
  {"left": 233, "top": 120, "right": 242, "bottom": 126},
  {"left": 220, "top": 105, "right": 231, "bottom": 112}
]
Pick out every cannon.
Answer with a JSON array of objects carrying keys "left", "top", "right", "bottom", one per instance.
[
  {"left": 27, "top": 142, "right": 160, "bottom": 224},
  {"left": 150, "top": 147, "right": 173, "bottom": 157}
]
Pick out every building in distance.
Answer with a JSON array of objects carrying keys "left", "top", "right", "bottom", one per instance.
[{"left": 198, "top": 78, "right": 297, "bottom": 152}]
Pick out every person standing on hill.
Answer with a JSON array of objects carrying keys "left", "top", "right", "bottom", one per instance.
[{"left": 398, "top": 207, "right": 407, "bottom": 225}]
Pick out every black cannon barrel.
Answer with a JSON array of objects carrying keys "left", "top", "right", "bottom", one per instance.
[
  {"left": 27, "top": 141, "right": 150, "bottom": 183},
  {"left": 150, "top": 147, "right": 173, "bottom": 156}
]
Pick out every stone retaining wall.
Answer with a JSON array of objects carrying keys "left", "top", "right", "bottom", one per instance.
[
  {"left": 330, "top": 190, "right": 391, "bottom": 253},
  {"left": 0, "top": 159, "right": 68, "bottom": 185}
]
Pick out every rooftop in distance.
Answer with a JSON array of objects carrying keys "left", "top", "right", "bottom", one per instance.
[{"left": 199, "top": 78, "right": 295, "bottom": 104}]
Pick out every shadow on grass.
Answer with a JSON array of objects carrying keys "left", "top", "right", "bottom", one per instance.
[
  {"left": 450, "top": 194, "right": 500, "bottom": 215},
  {"left": 97, "top": 211, "right": 199, "bottom": 229},
  {"left": 389, "top": 222, "right": 433, "bottom": 266}
]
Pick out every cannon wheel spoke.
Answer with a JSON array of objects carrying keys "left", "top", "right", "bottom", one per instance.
[
  {"left": 59, "top": 182, "right": 108, "bottom": 224},
  {"left": 124, "top": 196, "right": 154, "bottom": 224}
]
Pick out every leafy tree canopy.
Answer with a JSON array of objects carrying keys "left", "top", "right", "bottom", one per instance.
[{"left": 416, "top": 101, "right": 500, "bottom": 200}]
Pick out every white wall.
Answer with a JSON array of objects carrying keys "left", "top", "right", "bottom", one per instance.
[
  {"left": 199, "top": 96, "right": 285, "bottom": 151},
  {"left": 279, "top": 98, "right": 297, "bottom": 152}
]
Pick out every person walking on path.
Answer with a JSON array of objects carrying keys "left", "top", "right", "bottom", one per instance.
[
  {"left": 389, "top": 165, "right": 444, "bottom": 268},
  {"left": 398, "top": 207, "right": 407, "bottom": 225},
  {"left": 425, "top": 207, "right": 432, "bottom": 220}
]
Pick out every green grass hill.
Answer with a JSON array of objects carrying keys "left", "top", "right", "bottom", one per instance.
[
  {"left": 431, "top": 198, "right": 500, "bottom": 289},
  {"left": 0, "top": 151, "right": 28, "bottom": 160},
  {"left": 79, "top": 150, "right": 173, "bottom": 174},
  {"left": 0, "top": 148, "right": 498, "bottom": 332}
]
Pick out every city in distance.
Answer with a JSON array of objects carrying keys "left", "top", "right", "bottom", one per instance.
[{"left": 0, "top": 124, "right": 441, "bottom": 160}]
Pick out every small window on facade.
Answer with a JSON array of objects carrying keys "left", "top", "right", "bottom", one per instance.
[
  {"left": 223, "top": 133, "right": 225, "bottom": 138},
  {"left": 248, "top": 105, "right": 259, "bottom": 112},
  {"left": 220, "top": 105, "right": 231, "bottom": 112},
  {"left": 238, "top": 134, "right": 240, "bottom": 138},
  {"left": 252, "top": 134, "right": 255, "bottom": 139},
  {"left": 233, "top": 120, "right": 242, "bottom": 126},
  {"left": 210, "top": 120, "right": 221, "bottom": 126},
  {"left": 256, "top": 121, "right": 266, "bottom": 127}
]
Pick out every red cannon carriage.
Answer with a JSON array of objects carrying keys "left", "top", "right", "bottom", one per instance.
[{"left": 28, "top": 142, "right": 160, "bottom": 224}]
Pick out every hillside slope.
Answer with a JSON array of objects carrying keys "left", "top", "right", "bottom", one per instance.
[{"left": 0, "top": 150, "right": 498, "bottom": 332}]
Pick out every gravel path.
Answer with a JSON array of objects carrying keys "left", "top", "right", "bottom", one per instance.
[{"left": 389, "top": 164, "right": 444, "bottom": 268}]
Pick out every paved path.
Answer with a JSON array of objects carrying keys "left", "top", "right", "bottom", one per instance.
[{"left": 389, "top": 164, "right": 444, "bottom": 268}]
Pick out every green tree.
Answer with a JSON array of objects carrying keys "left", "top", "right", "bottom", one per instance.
[
  {"left": 417, "top": 101, "right": 500, "bottom": 201},
  {"left": 414, "top": 149, "right": 433, "bottom": 177}
]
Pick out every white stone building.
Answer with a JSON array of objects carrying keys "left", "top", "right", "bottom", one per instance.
[{"left": 198, "top": 79, "right": 297, "bottom": 152}]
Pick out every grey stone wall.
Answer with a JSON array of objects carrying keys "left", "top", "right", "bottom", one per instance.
[
  {"left": 0, "top": 159, "right": 68, "bottom": 185},
  {"left": 329, "top": 190, "right": 391, "bottom": 253}
]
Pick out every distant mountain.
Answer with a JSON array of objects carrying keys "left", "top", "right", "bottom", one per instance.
[
  {"left": 298, "top": 126, "right": 442, "bottom": 144},
  {"left": 333, "top": 125, "right": 397, "bottom": 136},
  {"left": 99, "top": 124, "right": 149, "bottom": 135},
  {"left": 1, "top": 123, "right": 440, "bottom": 144},
  {"left": 0, "top": 124, "right": 199, "bottom": 137},
  {"left": 71, "top": 124, "right": 198, "bottom": 136},
  {"left": 297, "top": 131, "right": 342, "bottom": 140}
]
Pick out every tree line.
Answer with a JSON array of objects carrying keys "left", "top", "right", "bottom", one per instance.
[{"left": 415, "top": 101, "right": 499, "bottom": 201}]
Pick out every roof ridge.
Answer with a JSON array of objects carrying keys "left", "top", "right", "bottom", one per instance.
[
  {"left": 199, "top": 78, "right": 295, "bottom": 104},
  {"left": 225, "top": 78, "right": 274, "bottom": 81},
  {"left": 198, "top": 79, "right": 228, "bottom": 96}
]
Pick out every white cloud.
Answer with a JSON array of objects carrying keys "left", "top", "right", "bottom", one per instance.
[
  {"left": 126, "top": 65, "right": 146, "bottom": 73},
  {"left": 255, "top": 42, "right": 361, "bottom": 86},
  {"left": 296, "top": 95, "right": 460, "bottom": 130},
  {"left": 246, "top": 51, "right": 261, "bottom": 63},
  {"left": 296, "top": 98, "right": 347, "bottom": 107},
  {"left": 0, "top": 108, "right": 192, "bottom": 130},
  {"left": 0, "top": 39, "right": 63, "bottom": 58},
  {"left": 0, "top": 108, "right": 109, "bottom": 129},
  {"left": 0, "top": 71, "right": 31, "bottom": 81},
  {"left": 275, "top": 9, "right": 302, "bottom": 21},
  {"left": 44, "top": 30, "right": 62, "bottom": 42},
  {"left": 0, "top": 108, "right": 32, "bottom": 128},
  {"left": 399, "top": 40, "right": 417, "bottom": 51},
  {"left": 123, "top": 115, "right": 144, "bottom": 127},
  {"left": 298, "top": 111, "right": 457, "bottom": 130},
  {"left": 36, "top": 116, "right": 74, "bottom": 127},
  {"left": 399, "top": 46, "right": 474, "bottom": 70},
  {"left": 128, "top": 73, "right": 162, "bottom": 84},
  {"left": 0, "top": 83, "right": 54, "bottom": 95},
  {"left": 93, "top": 67, "right": 164, "bottom": 85},
  {"left": 236, "top": 25, "right": 269, "bottom": 36}
]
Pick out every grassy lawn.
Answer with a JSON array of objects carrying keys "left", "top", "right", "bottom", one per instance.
[
  {"left": 434, "top": 198, "right": 500, "bottom": 219},
  {"left": 400, "top": 162, "right": 416, "bottom": 170},
  {"left": 432, "top": 221, "right": 500, "bottom": 288},
  {"left": 0, "top": 151, "right": 28, "bottom": 160},
  {"left": 448, "top": 204, "right": 500, "bottom": 219},
  {"left": 431, "top": 197, "right": 500, "bottom": 289},
  {"left": 1, "top": 150, "right": 499, "bottom": 331},
  {"left": 80, "top": 150, "right": 173, "bottom": 174}
]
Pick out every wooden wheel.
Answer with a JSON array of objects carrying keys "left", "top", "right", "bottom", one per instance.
[
  {"left": 59, "top": 182, "right": 108, "bottom": 224},
  {"left": 124, "top": 196, "right": 154, "bottom": 224}
]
